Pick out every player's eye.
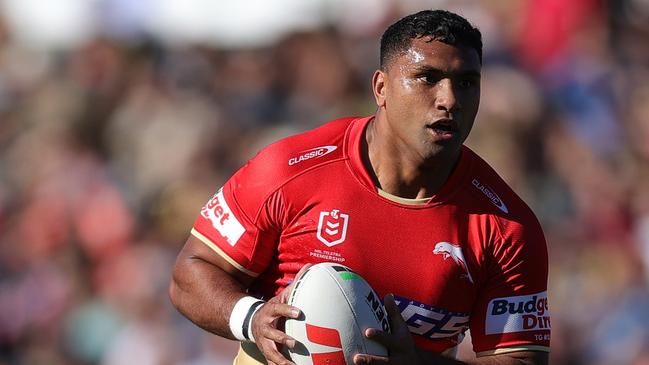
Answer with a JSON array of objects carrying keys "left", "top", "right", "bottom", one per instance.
[
  {"left": 417, "top": 75, "right": 438, "bottom": 85},
  {"left": 457, "top": 79, "right": 473, "bottom": 89},
  {"left": 457, "top": 76, "right": 479, "bottom": 90}
]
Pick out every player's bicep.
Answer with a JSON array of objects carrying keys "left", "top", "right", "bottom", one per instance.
[
  {"left": 192, "top": 182, "right": 281, "bottom": 277},
  {"left": 470, "top": 218, "right": 551, "bottom": 355},
  {"left": 177, "top": 234, "right": 256, "bottom": 287}
]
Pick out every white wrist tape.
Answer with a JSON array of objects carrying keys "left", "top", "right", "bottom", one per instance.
[{"left": 229, "top": 296, "right": 265, "bottom": 342}]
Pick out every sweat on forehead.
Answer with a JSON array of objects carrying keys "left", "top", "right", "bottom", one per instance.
[{"left": 379, "top": 10, "right": 483, "bottom": 70}]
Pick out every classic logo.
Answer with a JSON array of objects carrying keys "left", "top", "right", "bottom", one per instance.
[
  {"left": 393, "top": 295, "right": 469, "bottom": 340},
  {"left": 200, "top": 188, "right": 245, "bottom": 246},
  {"left": 472, "top": 178, "right": 508, "bottom": 213},
  {"left": 305, "top": 324, "right": 345, "bottom": 365},
  {"left": 288, "top": 145, "right": 337, "bottom": 166},
  {"left": 316, "top": 209, "right": 349, "bottom": 247},
  {"left": 486, "top": 291, "right": 551, "bottom": 335},
  {"left": 433, "top": 242, "right": 474, "bottom": 283}
]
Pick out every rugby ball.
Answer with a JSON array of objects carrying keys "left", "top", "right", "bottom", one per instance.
[{"left": 285, "top": 262, "right": 389, "bottom": 365}]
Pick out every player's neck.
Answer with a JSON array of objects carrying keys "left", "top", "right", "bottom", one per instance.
[{"left": 363, "top": 117, "right": 458, "bottom": 200}]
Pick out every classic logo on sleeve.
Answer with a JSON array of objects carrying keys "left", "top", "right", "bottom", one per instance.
[
  {"left": 288, "top": 145, "right": 338, "bottom": 166},
  {"left": 471, "top": 178, "right": 508, "bottom": 214},
  {"left": 200, "top": 188, "right": 245, "bottom": 246},
  {"left": 485, "top": 291, "right": 550, "bottom": 335}
]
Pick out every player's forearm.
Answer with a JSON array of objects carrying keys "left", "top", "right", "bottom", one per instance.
[
  {"left": 417, "top": 349, "right": 547, "bottom": 365},
  {"left": 466, "top": 351, "right": 547, "bottom": 365},
  {"left": 169, "top": 254, "right": 247, "bottom": 339}
]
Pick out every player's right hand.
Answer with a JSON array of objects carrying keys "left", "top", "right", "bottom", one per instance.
[
  {"left": 251, "top": 264, "right": 312, "bottom": 365},
  {"left": 250, "top": 297, "right": 300, "bottom": 365},
  {"left": 352, "top": 294, "right": 422, "bottom": 365}
]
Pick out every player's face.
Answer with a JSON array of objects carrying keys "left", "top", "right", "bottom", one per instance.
[{"left": 373, "top": 38, "right": 481, "bottom": 164}]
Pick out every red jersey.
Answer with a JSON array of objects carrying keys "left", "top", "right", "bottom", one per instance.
[{"left": 192, "top": 116, "right": 550, "bottom": 356}]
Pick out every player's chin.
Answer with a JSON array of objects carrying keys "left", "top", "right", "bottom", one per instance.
[{"left": 421, "top": 142, "right": 460, "bottom": 162}]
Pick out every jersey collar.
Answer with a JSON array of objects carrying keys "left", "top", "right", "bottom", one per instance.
[{"left": 344, "top": 116, "right": 472, "bottom": 206}]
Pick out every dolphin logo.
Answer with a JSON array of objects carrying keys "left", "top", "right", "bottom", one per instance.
[{"left": 433, "top": 242, "right": 474, "bottom": 283}]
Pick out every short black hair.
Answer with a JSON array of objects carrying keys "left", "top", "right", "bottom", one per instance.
[{"left": 380, "top": 10, "right": 483, "bottom": 69}]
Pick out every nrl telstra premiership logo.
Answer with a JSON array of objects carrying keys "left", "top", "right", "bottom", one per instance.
[{"left": 317, "top": 209, "right": 349, "bottom": 247}]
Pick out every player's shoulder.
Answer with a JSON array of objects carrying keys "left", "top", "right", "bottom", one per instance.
[
  {"left": 244, "top": 116, "right": 358, "bottom": 179},
  {"left": 227, "top": 117, "right": 360, "bottom": 205},
  {"left": 462, "top": 147, "right": 547, "bottom": 265},
  {"left": 461, "top": 146, "right": 538, "bottom": 225},
  {"left": 266, "top": 116, "right": 356, "bottom": 163}
]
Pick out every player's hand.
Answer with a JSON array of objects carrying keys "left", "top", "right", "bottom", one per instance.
[
  {"left": 251, "top": 264, "right": 312, "bottom": 365},
  {"left": 353, "top": 294, "right": 422, "bottom": 365}
]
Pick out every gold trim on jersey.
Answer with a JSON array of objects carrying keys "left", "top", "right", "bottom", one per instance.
[
  {"left": 377, "top": 188, "right": 431, "bottom": 205},
  {"left": 191, "top": 228, "right": 259, "bottom": 278},
  {"left": 234, "top": 343, "right": 269, "bottom": 365},
  {"left": 477, "top": 345, "right": 550, "bottom": 357}
]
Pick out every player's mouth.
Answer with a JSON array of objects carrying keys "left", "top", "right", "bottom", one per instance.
[{"left": 426, "top": 119, "right": 458, "bottom": 140}]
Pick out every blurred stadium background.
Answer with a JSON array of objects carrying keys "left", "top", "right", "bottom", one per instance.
[{"left": 0, "top": 0, "right": 648, "bottom": 364}]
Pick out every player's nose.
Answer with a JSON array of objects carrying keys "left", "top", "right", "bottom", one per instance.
[{"left": 434, "top": 78, "right": 460, "bottom": 112}]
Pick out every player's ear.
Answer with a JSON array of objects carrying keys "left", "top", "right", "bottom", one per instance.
[{"left": 372, "top": 69, "right": 387, "bottom": 108}]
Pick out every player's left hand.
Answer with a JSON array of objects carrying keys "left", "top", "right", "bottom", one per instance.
[{"left": 352, "top": 294, "right": 422, "bottom": 365}]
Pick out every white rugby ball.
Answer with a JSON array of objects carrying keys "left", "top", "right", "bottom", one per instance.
[{"left": 285, "top": 262, "right": 389, "bottom": 365}]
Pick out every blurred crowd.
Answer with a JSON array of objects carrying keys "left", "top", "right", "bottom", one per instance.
[{"left": 1, "top": 0, "right": 649, "bottom": 364}]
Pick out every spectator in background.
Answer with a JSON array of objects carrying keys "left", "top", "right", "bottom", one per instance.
[{"left": 0, "top": 1, "right": 648, "bottom": 364}]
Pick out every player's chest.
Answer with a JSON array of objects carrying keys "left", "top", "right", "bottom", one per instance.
[
  {"left": 278, "top": 190, "right": 479, "bottom": 345},
  {"left": 279, "top": 188, "right": 479, "bottom": 307}
]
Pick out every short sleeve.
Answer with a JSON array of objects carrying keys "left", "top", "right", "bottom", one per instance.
[
  {"left": 191, "top": 158, "right": 285, "bottom": 277},
  {"left": 469, "top": 215, "right": 551, "bottom": 356}
]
